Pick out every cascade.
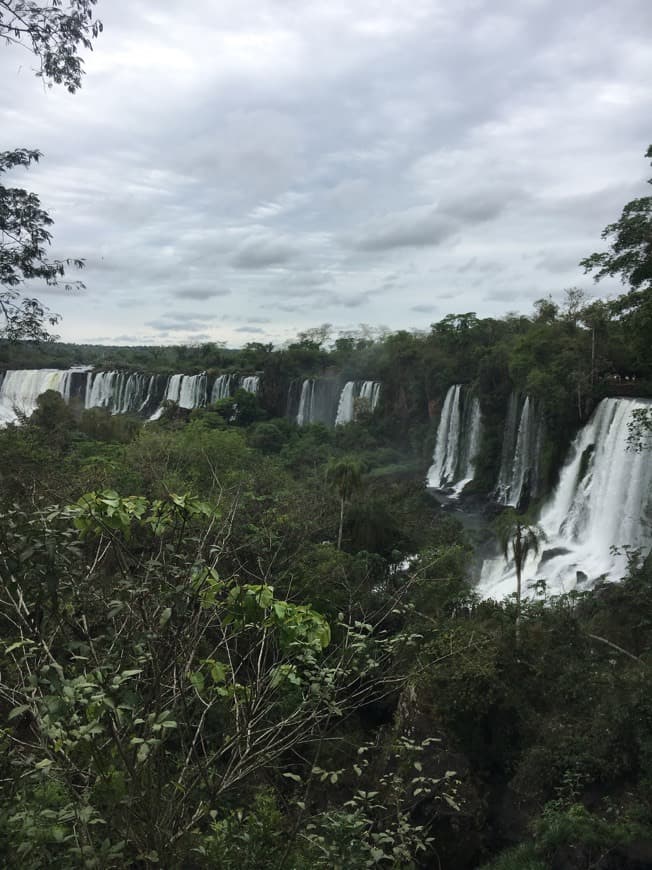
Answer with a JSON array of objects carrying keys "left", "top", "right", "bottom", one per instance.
[
  {"left": 0, "top": 369, "right": 76, "bottom": 425},
  {"left": 239, "top": 376, "right": 260, "bottom": 393},
  {"left": 85, "top": 371, "right": 117, "bottom": 409},
  {"left": 149, "top": 373, "right": 207, "bottom": 419},
  {"left": 359, "top": 380, "right": 382, "bottom": 411},
  {"left": 495, "top": 393, "right": 543, "bottom": 507},
  {"left": 296, "top": 379, "right": 314, "bottom": 426},
  {"left": 334, "top": 380, "right": 382, "bottom": 426},
  {"left": 211, "top": 374, "right": 233, "bottom": 402},
  {"left": 479, "top": 397, "right": 652, "bottom": 600},
  {"left": 137, "top": 375, "right": 160, "bottom": 414},
  {"left": 85, "top": 370, "right": 153, "bottom": 414},
  {"left": 427, "top": 385, "right": 482, "bottom": 493},
  {"left": 495, "top": 391, "right": 520, "bottom": 500},
  {"left": 427, "top": 385, "right": 462, "bottom": 488},
  {"left": 335, "top": 382, "right": 356, "bottom": 425},
  {"left": 453, "top": 396, "right": 483, "bottom": 495},
  {"left": 293, "top": 377, "right": 341, "bottom": 426}
]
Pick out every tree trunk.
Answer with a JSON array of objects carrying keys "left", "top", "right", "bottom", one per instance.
[
  {"left": 515, "top": 563, "right": 522, "bottom": 649},
  {"left": 337, "top": 497, "right": 345, "bottom": 550}
]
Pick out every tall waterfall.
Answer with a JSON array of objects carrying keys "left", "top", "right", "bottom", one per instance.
[
  {"left": 335, "top": 382, "right": 357, "bottom": 425},
  {"left": 0, "top": 369, "right": 75, "bottom": 424},
  {"left": 454, "top": 396, "right": 483, "bottom": 494},
  {"left": 479, "top": 397, "right": 652, "bottom": 600},
  {"left": 495, "top": 393, "right": 543, "bottom": 507},
  {"left": 427, "top": 385, "right": 482, "bottom": 493},
  {"left": 296, "top": 380, "right": 314, "bottom": 426}
]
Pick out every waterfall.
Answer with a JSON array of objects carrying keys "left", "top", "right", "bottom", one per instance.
[
  {"left": 0, "top": 369, "right": 75, "bottom": 425},
  {"left": 335, "top": 381, "right": 356, "bottom": 425},
  {"left": 495, "top": 393, "right": 543, "bottom": 508},
  {"left": 359, "top": 380, "right": 381, "bottom": 411},
  {"left": 333, "top": 379, "right": 382, "bottom": 426},
  {"left": 427, "top": 385, "right": 462, "bottom": 488},
  {"left": 427, "top": 385, "right": 482, "bottom": 493},
  {"left": 293, "top": 378, "right": 341, "bottom": 426},
  {"left": 84, "top": 371, "right": 161, "bottom": 415},
  {"left": 479, "top": 397, "right": 652, "bottom": 600},
  {"left": 239, "top": 376, "right": 260, "bottom": 393},
  {"left": 149, "top": 373, "right": 207, "bottom": 419},
  {"left": 0, "top": 367, "right": 240, "bottom": 424},
  {"left": 296, "top": 379, "right": 314, "bottom": 426},
  {"left": 495, "top": 391, "right": 520, "bottom": 500},
  {"left": 211, "top": 374, "right": 233, "bottom": 402},
  {"left": 453, "top": 396, "right": 483, "bottom": 495}
]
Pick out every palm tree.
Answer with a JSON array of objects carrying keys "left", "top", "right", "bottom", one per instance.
[
  {"left": 326, "top": 457, "right": 364, "bottom": 550},
  {"left": 497, "top": 509, "right": 545, "bottom": 647}
]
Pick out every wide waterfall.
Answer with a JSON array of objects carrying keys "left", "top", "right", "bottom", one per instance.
[
  {"left": 0, "top": 368, "right": 262, "bottom": 426},
  {"left": 427, "top": 385, "right": 482, "bottom": 493},
  {"left": 495, "top": 393, "right": 543, "bottom": 507},
  {"left": 0, "top": 369, "right": 75, "bottom": 424},
  {"left": 85, "top": 371, "right": 162, "bottom": 415},
  {"left": 479, "top": 397, "right": 652, "bottom": 600}
]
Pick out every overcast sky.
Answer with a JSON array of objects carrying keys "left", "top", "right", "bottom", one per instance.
[{"left": 2, "top": 0, "right": 651, "bottom": 346}]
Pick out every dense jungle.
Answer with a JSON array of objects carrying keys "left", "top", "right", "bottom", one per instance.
[{"left": 1, "top": 257, "right": 652, "bottom": 868}]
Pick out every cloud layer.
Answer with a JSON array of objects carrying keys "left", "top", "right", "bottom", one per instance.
[{"left": 2, "top": 0, "right": 651, "bottom": 345}]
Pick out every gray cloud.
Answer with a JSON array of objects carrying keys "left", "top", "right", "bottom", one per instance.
[
  {"left": 0, "top": 0, "right": 649, "bottom": 343},
  {"left": 230, "top": 231, "right": 300, "bottom": 269},
  {"left": 353, "top": 206, "right": 457, "bottom": 251},
  {"left": 171, "top": 287, "right": 232, "bottom": 300}
]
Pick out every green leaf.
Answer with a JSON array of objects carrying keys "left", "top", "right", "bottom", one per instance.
[
  {"left": 190, "top": 672, "right": 205, "bottom": 692},
  {"left": 8, "top": 704, "right": 30, "bottom": 721},
  {"left": 35, "top": 758, "right": 54, "bottom": 769},
  {"left": 282, "top": 772, "right": 302, "bottom": 782}
]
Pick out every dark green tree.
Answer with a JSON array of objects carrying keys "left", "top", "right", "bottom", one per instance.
[
  {"left": 0, "top": 0, "right": 102, "bottom": 93},
  {"left": 1, "top": 150, "right": 84, "bottom": 340},
  {"left": 580, "top": 146, "right": 652, "bottom": 308},
  {"left": 326, "top": 456, "right": 364, "bottom": 550}
]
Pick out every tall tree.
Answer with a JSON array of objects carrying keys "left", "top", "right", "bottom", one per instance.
[
  {"left": 326, "top": 456, "right": 364, "bottom": 550},
  {"left": 497, "top": 510, "right": 544, "bottom": 648}
]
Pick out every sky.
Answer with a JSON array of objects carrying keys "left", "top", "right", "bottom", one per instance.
[{"left": 2, "top": 0, "right": 651, "bottom": 347}]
